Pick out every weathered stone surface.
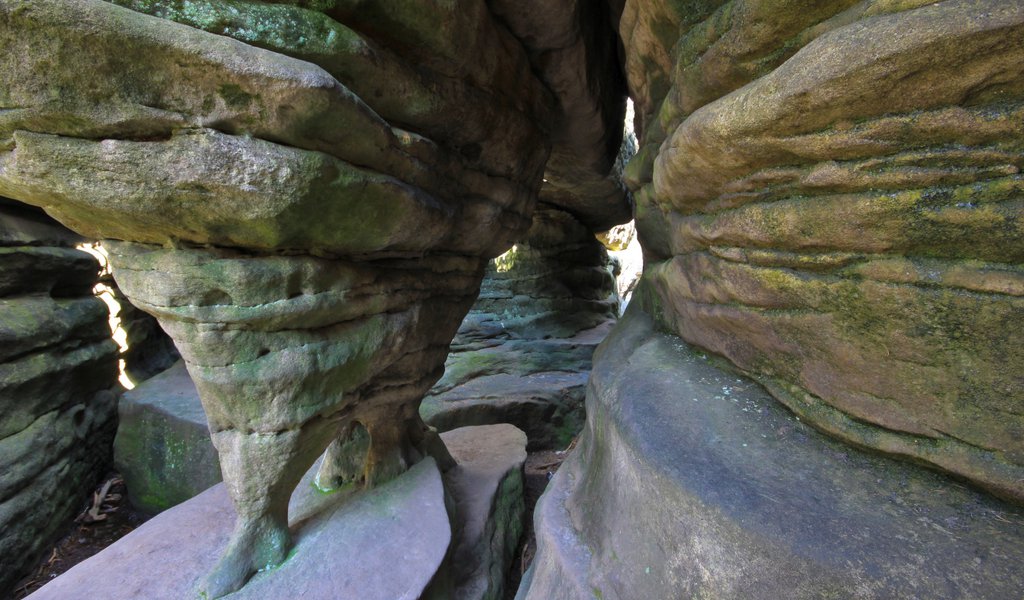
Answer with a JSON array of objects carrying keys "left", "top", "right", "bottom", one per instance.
[
  {"left": 622, "top": 0, "right": 1024, "bottom": 501},
  {"left": 421, "top": 206, "right": 617, "bottom": 449},
  {"left": 115, "top": 361, "right": 220, "bottom": 514},
  {"left": 0, "top": 0, "right": 624, "bottom": 594},
  {"left": 423, "top": 335, "right": 602, "bottom": 451},
  {"left": 442, "top": 425, "right": 528, "bottom": 600},
  {"left": 518, "top": 305, "right": 1024, "bottom": 600},
  {"left": 472, "top": 208, "right": 620, "bottom": 339},
  {"left": 0, "top": 197, "right": 85, "bottom": 248},
  {"left": 489, "top": 0, "right": 632, "bottom": 231},
  {"left": 0, "top": 198, "right": 119, "bottom": 595},
  {"left": 0, "top": 0, "right": 549, "bottom": 257},
  {"left": 0, "top": 317, "right": 118, "bottom": 440},
  {"left": 0, "top": 296, "right": 109, "bottom": 363},
  {"left": 28, "top": 458, "right": 451, "bottom": 600},
  {"left": 0, "top": 246, "right": 98, "bottom": 298},
  {"left": 0, "top": 393, "right": 117, "bottom": 592}
]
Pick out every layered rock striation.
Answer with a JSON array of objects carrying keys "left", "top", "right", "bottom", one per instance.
[
  {"left": 0, "top": 198, "right": 119, "bottom": 595},
  {"left": 520, "top": 1, "right": 1024, "bottom": 598},
  {"left": 423, "top": 207, "right": 619, "bottom": 449},
  {"left": 490, "top": 0, "right": 632, "bottom": 231},
  {"left": 519, "top": 303, "right": 1024, "bottom": 600},
  {"left": 0, "top": 0, "right": 628, "bottom": 596},
  {"left": 624, "top": 0, "right": 1024, "bottom": 502}
]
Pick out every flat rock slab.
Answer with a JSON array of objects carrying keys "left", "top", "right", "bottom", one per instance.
[
  {"left": 423, "top": 323, "right": 612, "bottom": 451},
  {"left": 442, "top": 425, "right": 528, "bottom": 600},
  {"left": 29, "top": 458, "right": 450, "bottom": 600},
  {"left": 424, "top": 371, "right": 587, "bottom": 451},
  {"left": 114, "top": 360, "right": 221, "bottom": 514},
  {"left": 519, "top": 307, "right": 1024, "bottom": 600}
]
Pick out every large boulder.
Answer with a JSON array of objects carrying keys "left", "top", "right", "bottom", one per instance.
[
  {"left": 623, "top": 0, "right": 1024, "bottom": 502},
  {"left": 518, "top": 304, "right": 1024, "bottom": 599}
]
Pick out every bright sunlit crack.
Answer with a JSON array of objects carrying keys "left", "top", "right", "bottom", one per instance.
[{"left": 76, "top": 243, "right": 135, "bottom": 390}]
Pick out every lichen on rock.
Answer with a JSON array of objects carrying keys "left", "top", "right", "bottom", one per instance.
[
  {"left": 626, "top": 0, "right": 1024, "bottom": 503},
  {"left": 0, "top": 0, "right": 630, "bottom": 596}
]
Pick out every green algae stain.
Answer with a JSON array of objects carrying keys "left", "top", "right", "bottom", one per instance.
[{"left": 217, "top": 83, "right": 257, "bottom": 109}]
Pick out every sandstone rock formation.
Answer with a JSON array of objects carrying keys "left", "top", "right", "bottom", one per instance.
[
  {"left": 6, "top": 0, "right": 1018, "bottom": 598},
  {"left": 520, "top": 1, "right": 1024, "bottom": 597},
  {"left": 441, "top": 424, "right": 528, "bottom": 600},
  {"left": 0, "top": 0, "right": 628, "bottom": 596},
  {"left": 519, "top": 303, "right": 1024, "bottom": 600},
  {"left": 0, "top": 197, "right": 119, "bottom": 595},
  {"left": 422, "top": 206, "right": 619, "bottom": 448},
  {"left": 625, "top": 0, "right": 1024, "bottom": 503},
  {"left": 114, "top": 361, "right": 221, "bottom": 514},
  {"left": 29, "top": 424, "right": 529, "bottom": 600}
]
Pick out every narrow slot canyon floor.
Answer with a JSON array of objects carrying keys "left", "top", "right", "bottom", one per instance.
[{"left": 11, "top": 444, "right": 572, "bottom": 600}]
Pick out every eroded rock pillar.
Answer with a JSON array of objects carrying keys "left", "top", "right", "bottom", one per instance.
[{"left": 0, "top": 0, "right": 555, "bottom": 595}]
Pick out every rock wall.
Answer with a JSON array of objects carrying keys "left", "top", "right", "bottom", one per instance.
[
  {"left": 423, "top": 206, "right": 619, "bottom": 449},
  {"left": 0, "top": 1, "right": 629, "bottom": 595},
  {"left": 625, "top": 0, "right": 1024, "bottom": 502},
  {"left": 519, "top": 302, "right": 1024, "bottom": 600},
  {"left": 470, "top": 207, "right": 619, "bottom": 340},
  {"left": 519, "top": 1, "right": 1024, "bottom": 598},
  {"left": 0, "top": 198, "right": 119, "bottom": 594}
]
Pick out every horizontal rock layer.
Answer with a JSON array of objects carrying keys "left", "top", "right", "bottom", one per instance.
[
  {"left": 519, "top": 304, "right": 1024, "bottom": 599},
  {"left": 624, "top": 0, "right": 1024, "bottom": 501},
  {"left": 0, "top": 199, "right": 119, "bottom": 595},
  {"left": 423, "top": 207, "right": 618, "bottom": 449}
]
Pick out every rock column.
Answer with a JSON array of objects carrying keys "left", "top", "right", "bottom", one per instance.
[{"left": 0, "top": 0, "right": 555, "bottom": 596}]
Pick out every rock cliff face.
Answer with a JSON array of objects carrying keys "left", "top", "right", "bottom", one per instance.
[
  {"left": 0, "top": 198, "right": 119, "bottom": 594},
  {"left": 520, "top": 302, "right": 1024, "bottom": 600},
  {"left": 3, "top": 0, "right": 1021, "bottom": 597},
  {"left": 423, "top": 206, "right": 619, "bottom": 449},
  {"left": 520, "top": 1, "right": 1024, "bottom": 598},
  {"left": 0, "top": 0, "right": 628, "bottom": 596},
  {"left": 625, "top": 0, "right": 1024, "bottom": 502}
]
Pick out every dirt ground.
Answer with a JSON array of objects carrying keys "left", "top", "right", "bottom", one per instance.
[{"left": 11, "top": 473, "right": 149, "bottom": 599}]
